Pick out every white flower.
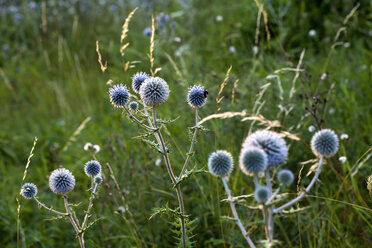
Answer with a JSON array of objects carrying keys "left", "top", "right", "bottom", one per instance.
[
  {"left": 308, "top": 125, "right": 316, "bottom": 132},
  {"left": 174, "top": 37, "right": 182, "bottom": 43},
  {"left": 320, "top": 73, "right": 327, "bottom": 81},
  {"left": 340, "top": 133, "right": 349, "bottom": 140},
  {"left": 93, "top": 145, "right": 100, "bottom": 153},
  {"left": 216, "top": 15, "right": 223, "bottom": 22},
  {"left": 155, "top": 158, "right": 162, "bottom": 167},
  {"left": 84, "top": 142, "right": 92, "bottom": 151},
  {"left": 252, "top": 46, "right": 259, "bottom": 55},
  {"left": 229, "top": 46, "right": 236, "bottom": 53},
  {"left": 328, "top": 108, "right": 335, "bottom": 114},
  {"left": 344, "top": 42, "right": 350, "bottom": 48},
  {"left": 106, "top": 79, "right": 114, "bottom": 86},
  {"left": 338, "top": 156, "right": 347, "bottom": 163},
  {"left": 308, "top": 29, "right": 316, "bottom": 37}
]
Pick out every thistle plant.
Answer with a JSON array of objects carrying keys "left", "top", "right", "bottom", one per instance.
[
  {"left": 108, "top": 77, "right": 208, "bottom": 247},
  {"left": 208, "top": 128, "right": 339, "bottom": 246},
  {"left": 20, "top": 148, "right": 103, "bottom": 248}
]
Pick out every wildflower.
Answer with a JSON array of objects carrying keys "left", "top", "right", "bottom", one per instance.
[
  {"left": 174, "top": 37, "right": 182, "bottom": 43},
  {"left": 187, "top": 85, "right": 207, "bottom": 108},
  {"left": 242, "top": 130, "right": 288, "bottom": 167},
  {"left": 21, "top": 183, "right": 37, "bottom": 199},
  {"left": 229, "top": 46, "right": 236, "bottom": 54},
  {"left": 84, "top": 160, "right": 101, "bottom": 177},
  {"left": 143, "top": 27, "right": 152, "bottom": 37},
  {"left": 239, "top": 147, "right": 267, "bottom": 176},
  {"left": 338, "top": 156, "right": 347, "bottom": 164},
  {"left": 109, "top": 84, "right": 130, "bottom": 108},
  {"left": 93, "top": 145, "right": 100, "bottom": 153},
  {"left": 129, "top": 101, "right": 139, "bottom": 111},
  {"left": 155, "top": 158, "right": 162, "bottom": 167},
  {"left": 277, "top": 169, "right": 294, "bottom": 186},
  {"left": 49, "top": 168, "right": 76, "bottom": 194},
  {"left": 254, "top": 186, "right": 271, "bottom": 203},
  {"left": 139, "top": 77, "right": 169, "bottom": 106},
  {"left": 208, "top": 150, "right": 234, "bottom": 177},
  {"left": 308, "top": 125, "right": 316, "bottom": 132},
  {"left": 252, "top": 46, "right": 259, "bottom": 55},
  {"left": 94, "top": 174, "right": 103, "bottom": 184},
  {"left": 308, "top": 29, "right": 316, "bottom": 37},
  {"left": 216, "top": 15, "right": 223, "bottom": 22},
  {"left": 340, "top": 133, "right": 349, "bottom": 140},
  {"left": 328, "top": 108, "right": 335, "bottom": 114},
  {"left": 156, "top": 12, "right": 169, "bottom": 27},
  {"left": 132, "top": 72, "right": 150, "bottom": 93},
  {"left": 311, "top": 129, "right": 339, "bottom": 157},
  {"left": 84, "top": 142, "right": 92, "bottom": 151}
]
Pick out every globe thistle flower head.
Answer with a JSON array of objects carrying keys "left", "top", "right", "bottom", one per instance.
[
  {"left": 139, "top": 77, "right": 169, "bottom": 106},
  {"left": 254, "top": 186, "right": 271, "bottom": 203},
  {"left": 94, "top": 174, "right": 103, "bottom": 185},
  {"left": 239, "top": 147, "right": 267, "bottom": 176},
  {"left": 187, "top": 85, "right": 207, "bottom": 108},
  {"left": 131, "top": 72, "right": 150, "bottom": 93},
  {"left": 49, "top": 168, "right": 75, "bottom": 194},
  {"left": 311, "top": 129, "right": 339, "bottom": 157},
  {"left": 129, "top": 101, "right": 139, "bottom": 111},
  {"left": 208, "top": 150, "right": 234, "bottom": 177},
  {"left": 109, "top": 84, "right": 130, "bottom": 108},
  {"left": 242, "top": 130, "right": 288, "bottom": 168},
  {"left": 84, "top": 160, "right": 101, "bottom": 177},
  {"left": 143, "top": 27, "right": 152, "bottom": 37},
  {"left": 277, "top": 169, "right": 294, "bottom": 186},
  {"left": 21, "top": 183, "right": 37, "bottom": 199}
]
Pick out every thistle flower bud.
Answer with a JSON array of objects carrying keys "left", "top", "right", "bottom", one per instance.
[
  {"left": 49, "top": 168, "right": 75, "bottom": 194},
  {"left": 242, "top": 130, "right": 288, "bottom": 168},
  {"left": 109, "top": 84, "right": 130, "bottom": 108},
  {"left": 277, "top": 169, "right": 294, "bottom": 186},
  {"left": 131, "top": 72, "right": 150, "bottom": 93},
  {"left": 239, "top": 147, "right": 267, "bottom": 176},
  {"left": 311, "top": 129, "right": 339, "bottom": 157},
  {"left": 94, "top": 174, "right": 103, "bottom": 184},
  {"left": 84, "top": 160, "right": 101, "bottom": 177},
  {"left": 208, "top": 150, "right": 234, "bottom": 177},
  {"left": 129, "top": 101, "right": 139, "bottom": 111},
  {"left": 187, "top": 85, "right": 207, "bottom": 108},
  {"left": 254, "top": 186, "right": 271, "bottom": 203},
  {"left": 139, "top": 77, "right": 169, "bottom": 106},
  {"left": 21, "top": 183, "right": 37, "bottom": 199}
]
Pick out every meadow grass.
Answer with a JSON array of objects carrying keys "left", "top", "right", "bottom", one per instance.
[{"left": 1, "top": 0, "right": 372, "bottom": 247}]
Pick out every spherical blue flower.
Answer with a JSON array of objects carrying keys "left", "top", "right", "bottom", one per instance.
[
  {"left": 187, "top": 85, "right": 207, "bottom": 108},
  {"left": 143, "top": 27, "right": 152, "bottom": 37},
  {"left": 171, "top": 21, "right": 177, "bottom": 29},
  {"left": 254, "top": 186, "right": 271, "bottom": 203},
  {"left": 94, "top": 174, "right": 103, "bottom": 184},
  {"left": 21, "top": 183, "right": 37, "bottom": 199},
  {"left": 239, "top": 147, "right": 267, "bottom": 176},
  {"left": 242, "top": 130, "right": 288, "bottom": 168},
  {"left": 49, "top": 168, "right": 75, "bottom": 194},
  {"left": 84, "top": 160, "right": 101, "bottom": 177},
  {"left": 129, "top": 101, "right": 139, "bottom": 111},
  {"left": 156, "top": 12, "right": 169, "bottom": 27},
  {"left": 132, "top": 72, "right": 150, "bottom": 93},
  {"left": 109, "top": 84, "right": 130, "bottom": 108},
  {"left": 311, "top": 129, "right": 339, "bottom": 157},
  {"left": 277, "top": 169, "right": 294, "bottom": 186},
  {"left": 139, "top": 77, "right": 169, "bottom": 106},
  {"left": 208, "top": 150, "right": 234, "bottom": 177}
]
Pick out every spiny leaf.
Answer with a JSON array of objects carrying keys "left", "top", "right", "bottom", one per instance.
[
  {"left": 156, "top": 116, "right": 180, "bottom": 125},
  {"left": 175, "top": 168, "right": 208, "bottom": 187},
  {"left": 141, "top": 138, "right": 167, "bottom": 154},
  {"left": 149, "top": 204, "right": 182, "bottom": 220}
]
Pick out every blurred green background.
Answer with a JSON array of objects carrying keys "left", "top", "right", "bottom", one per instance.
[{"left": 1, "top": 0, "right": 371, "bottom": 247}]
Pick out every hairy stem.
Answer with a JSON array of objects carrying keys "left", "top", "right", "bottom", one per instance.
[
  {"left": 81, "top": 180, "right": 98, "bottom": 231},
  {"left": 152, "top": 106, "right": 187, "bottom": 248},
  {"left": 273, "top": 156, "right": 324, "bottom": 213},
  {"left": 32, "top": 197, "right": 68, "bottom": 216},
  {"left": 179, "top": 108, "right": 199, "bottom": 178},
  {"left": 63, "top": 195, "right": 84, "bottom": 248},
  {"left": 123, "top": 105, "right": 157, "bottom": 131},
  {"left": 222, "top": 177, "right": 256, "bottom": 248},
  {"left": 265, "top": 170, "right": 274, "bottom": 242}
]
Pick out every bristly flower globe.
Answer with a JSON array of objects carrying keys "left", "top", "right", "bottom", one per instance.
[
  {"left": 84, "top": 160, "right": 101, "bottom": 177},
  {"left": 129, "top": 101, "right": 139, "bottom": 111},
  {"left": 131, "top": 72, "right": 150, "bottom": 93},
  {"left": 187, "top": 85, "right": 207, "bottom": 108},
  {"left": 239, "top": 147, "right": 268, "bottom": 176},
  {"left": 277, "top": 169, "right": 294, "bottom": 186},
  {"left": 139, "top": 77, "right": 169, "bottom": 106},
  {"left": 49, "top": 168, "right": 76, "bottom": 194},
  {"left": 242, "top": 130, "right": 288, "bottom": 168},
  {"left": 94, "top": 174, "right": 103, "bottom": 185},
  {"left": 208, "top": 150, "right": 234, "bottom": 177},
  {"left": 254, "top": 186, "right": 271, "bottom": 203},
  {"left": 109, "top": 84, "right": 130, "bottom": 108},
  {"left": 21, "top": 183, "right": 38, "bottom": 199},
  {"left": 311, "top": 129, "right": 339, "bottom": 157}
]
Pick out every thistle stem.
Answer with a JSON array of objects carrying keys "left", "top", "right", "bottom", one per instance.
[
  {"left": 265, "top": 170, "right": 274, "bottom": 242},
  {"left": 123, "top": 105, "right": 157, "bottom": 131},
  {"left": 32, "top": 197, "right": 68, "bottom": 216},
  {"left": 152, "top": 106, "right": 187, "bottom": 248},
  {"left": 273, "top": 156, "right": 324, "bottom": 214},
  {"left": 179, "top": 108, "right": 199, "bottom": 178},
  {"left": 81, "top": 180, "right": 98, "bottom": 231},
  {"left": 63, "top": 195, "right": 84, "bottom": 248},
  {"left": 222, "top": 177, "right": 256, "bottom": 248}
]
